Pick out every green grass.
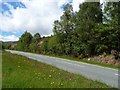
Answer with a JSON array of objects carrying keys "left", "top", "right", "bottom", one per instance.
[
  {"left": 43, "top": 54, "right": 120, "bottom": 69},
  {"left": 0, "top": 50, "right": 2, "bottom": 89},
  {"left": 19, "top": 49, "right": 119, "bottom": 69},
  {"left": 2, "top": 51, "right": 113, "bottom": 88}
]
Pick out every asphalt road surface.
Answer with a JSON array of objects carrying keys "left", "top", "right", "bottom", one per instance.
[{"left": 6, "top": 50, "right": 120, "bottom": 88}]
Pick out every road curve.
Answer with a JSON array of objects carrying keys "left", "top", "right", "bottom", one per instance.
[{"left": 6, "top": 50, "right": 120, "bottom": 88}]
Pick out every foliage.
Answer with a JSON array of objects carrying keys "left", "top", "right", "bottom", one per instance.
[
  {"left": 40, "top": 38, "right": 49, "bottom": 54},
  {"left": 11, "top": 2, "right": 120, "bottom": 59},
  {"left": 47, "top": 36, "right": 60, "bottom": 54},
  {"left": 29, "top": 33, "right": 41, "bottom": 53},
  {"left": 53, "top": 2, "right": 103, "bottom": 57},
  {"left": 33, "top": 33, "right": 41, "bottom": 43},
  {"left": 16, "top": 31, "right": 33, "bottom": 52},
  {"left": 2, "top": 43, "right": 11, "bottom": 49}
]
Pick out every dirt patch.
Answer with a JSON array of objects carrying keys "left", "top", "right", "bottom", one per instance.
[{"left": 88, "top": 54, "right": 120, "bottom": 65}]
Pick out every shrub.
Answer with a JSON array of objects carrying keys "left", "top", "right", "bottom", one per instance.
[{"left": 111, "top": 50, "right": 120, "bottom": 60}]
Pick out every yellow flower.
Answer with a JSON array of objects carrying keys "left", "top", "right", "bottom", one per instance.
[
  {"left": 61, "top": 83, "right": 63, "bottom": 86},
  {"left": 49, "top": 75, "right": 52, "bottom": 78},
  {"left": 51, "top": 82, "right": 54, "bottom": 85}
]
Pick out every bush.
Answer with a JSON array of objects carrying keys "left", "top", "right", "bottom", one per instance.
[
  {"left": 111, "top": 50, "right": 120, "bottom": 60},
  {"left": 95, "top": 45, "right": 108, "bottom": 55}
]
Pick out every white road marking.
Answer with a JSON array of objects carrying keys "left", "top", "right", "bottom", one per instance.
[{"left": 115, "top": 74, "right": 120, "bottom": 76}]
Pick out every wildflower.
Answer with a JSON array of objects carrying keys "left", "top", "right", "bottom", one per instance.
[
  {"left": 60, "top": 83, "right": 63, "bottom": 86},
  {"left": 51, "top": 82, "right": 54, "bottom": 85},
  {"left": 58, "top": 82, "right": 63, "bottom": 86},
  {"left": 49, "top": 75, "right": 52, "bottom": 78}
]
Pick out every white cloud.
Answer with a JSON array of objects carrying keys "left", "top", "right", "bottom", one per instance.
[
  {"left": 72, "top": 0, "right": 84, "bottom": 12},
  {"left": 1, "top": 0, "right": 64, "bottom": 36},
  {"left": 0, "top": 35, "right": 19, "bottom": 41},
  {"left": 0, "top": 0, "right": 84, "bottom": 41},
  {"left": 58, "top": 0, "right": 71, "bottom": 7}
]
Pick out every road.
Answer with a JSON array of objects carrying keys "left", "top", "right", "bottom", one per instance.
[{"left": 6, "top": 50, "right": 120, "bottom": 88}]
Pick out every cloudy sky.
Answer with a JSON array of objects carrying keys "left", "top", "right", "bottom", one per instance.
[{"left": 0, "top": 0, "right": 85, "bottom": 41}]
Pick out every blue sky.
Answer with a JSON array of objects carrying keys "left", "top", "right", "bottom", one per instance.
[
  {"left": 1, "top": 1, "right": 26, "bottom": 37},
  {"left": 1, "top": 2, "right": 25, "bottom": 35},
  {"left": 1, "top": 1, "right": 26, "bottom": 41},
  {"left": 0, "top": 0, "right": 84, "bottom": 41}
]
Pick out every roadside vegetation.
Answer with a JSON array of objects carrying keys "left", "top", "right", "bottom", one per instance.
[
  {"left": 2, "top": 51, "right": 112, "bottom": 88},
  {"left": 0, "top": 50, "right": 2, "bottom": 89},
  {"left": 2, "top": 2, "right": 120, "bottom": 68}
]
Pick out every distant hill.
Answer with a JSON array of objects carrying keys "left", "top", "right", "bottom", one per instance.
[
  {"left": 2, "top": 41, "right": 18, "bottom": 50},
  {"left": 3, "top": 41, "right": 17, "bottom": 44},
  {"left": 0, "top": 41, "right": 2, "bottom": 50}
]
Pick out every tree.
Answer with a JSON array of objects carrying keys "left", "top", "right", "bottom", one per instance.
[
  {"left": 14, "top": 1, "right": 120, "bottom": 58},
  {"left": 53, "top": 3, "right": 75, "bottom": 55},
  {"left": 102, "top": 2, "right": 120, "bottom": 52},
  {"left": 29, "top": 33, "right": 41, "bottom": 53},
  {"left": 53, "top": 2, "right": 103, "bottom": 56},
  {"left": 16, "top": 31, "right": 33, "bottom": 51},
  {"left": 33, "top": 33, "right": 41, "bottom": 43},
  {"left": 2, "top": 42, "right": 11, "bottom": 49},
  {"left": 29, "top": 42, "right": 37, "bottom": 53},
  {"left": 75, "top": 2, "right": 103, "bottom": 56},
  {"left": 40, "top": 38, "right": 49, "bottom": 54}
]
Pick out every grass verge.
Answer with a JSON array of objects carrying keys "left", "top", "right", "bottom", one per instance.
[
  {"left": 0, "top": 50, "right": 2, "bottom": 89},
  {"left": 2, "top": 51, "right": 112, "bottom": 88},
  {"left": 6, "top": 50, "right": 120, "bottom": 69}
]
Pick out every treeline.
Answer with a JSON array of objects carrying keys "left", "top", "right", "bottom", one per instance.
[
  {"left": 3, "top": 2, "right": 120, "bottom": 59},
  {"left": 47, "top": 2, "right": 120, "bottom": 58},
  {"left": 15, "top": 32, "right": 42, "bottom": 53}
]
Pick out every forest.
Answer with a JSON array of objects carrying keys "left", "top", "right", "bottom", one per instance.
[{"left": 2, "top": 2, "right": 120, "bottom": 60}]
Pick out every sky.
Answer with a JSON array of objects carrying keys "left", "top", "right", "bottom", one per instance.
[{"left": 0, "top": 0, "right": 85, "bottom": 41}]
